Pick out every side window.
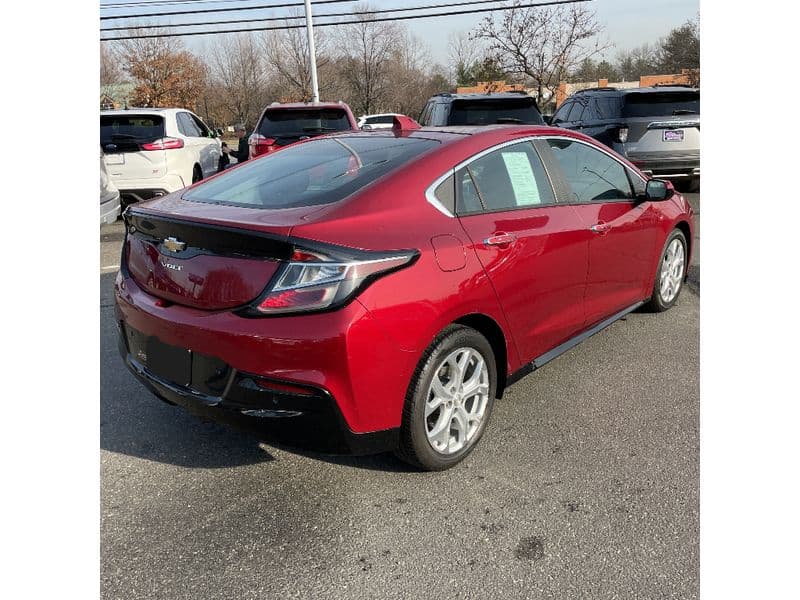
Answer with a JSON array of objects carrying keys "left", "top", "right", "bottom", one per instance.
[
  {"left": 432, "top": 103, "right": 448, "bottom": 126},
  {"left": 595, "top": 97, "right": 621, "bottom": 120},
  {"left": 189, "top": 113, "right": 210, "bottom": 137},
  {"left": 552, "top": 101, "right": 572, "bottom": 124},
  {"left": 457, "top": 141, "right": 555, "bottom": 213},
  {"left": 177, "top": 112, "right": 201, "bottom": 137},
  {"left": 628, "top": 169, "right": 646, "bottom": 197},
  {"left": 419, "top": 102, "right": 434, "bottom": 126},
  {"left": 582, "top": 99, "right": 602, "bottom": 122},
  {"left": 568, "top": 101, "right": 586, "bottom": 122},
  {"left": 374, "top": 115, "right": 395, "bottom": 124},
  {"left": 432, "top": 174, "right": 455, "bottom": 213},
  {"left": 456, "top": 169, "right": 483, "bottom": 214},
  {"left": 546, "top": 138, "right": 634, "bottom": 202}
]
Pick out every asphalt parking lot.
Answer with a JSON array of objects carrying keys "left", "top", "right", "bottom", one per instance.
[{"left": 100, "top": 193, "right": 699, "bottom": 599}]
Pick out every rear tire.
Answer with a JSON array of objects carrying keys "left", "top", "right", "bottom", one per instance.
[
  {"left": 395, "top": 325, "right": 497, "bottom": 471},
  {"left": 192, "top": 165, "right": 203, "bottom": 184},
  {"left": 644, "top": 229, "right": 688, "bottom": 312}
]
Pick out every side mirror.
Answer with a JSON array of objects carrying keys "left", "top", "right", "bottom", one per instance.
[{"left": 645, "top": 179, "right": 674, "bottom": 201}]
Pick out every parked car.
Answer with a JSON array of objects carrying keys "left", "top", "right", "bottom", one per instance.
[
  {"left": 418, "top": 91, "right": 544, "bottom": 127},
  {"left": 249, "top": 101, "right": 359, "bottom": 158},
  {"left": 115, "top": 120, "right": 693, "bottom": 471},
  {"left": 100, "top": 108, "right": 222, "bottom": 207},
  {"left": 100, "top": 151, "right": 120, "bottom": 225},
  {"left": 357, "top": 113, "right": 403, "bottom": 130},
  {"left": 551, "top": 86, "right": 700, "bottom": 191}
]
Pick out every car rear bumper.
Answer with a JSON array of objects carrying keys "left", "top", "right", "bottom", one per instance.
[
  {"left": 100, "top": 191, "right": 121, "bottom": 225},
  {"left": 623, "top": 152, "right": 700, "bottom": 179},
  {"left": 114, "top": 273, "right": 412, "bottom": 454},
  {"left": 114, "top": 174, "right": 187, "bottom": 206}
]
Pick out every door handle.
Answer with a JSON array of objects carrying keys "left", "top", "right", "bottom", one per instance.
[
  {"left": 484, "top": 232, "right": 516, "bottom": 247},
  {"left": 590, "top": 222, "right": 611, "bottom": 235}
]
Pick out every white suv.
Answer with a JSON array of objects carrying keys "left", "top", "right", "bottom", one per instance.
[{"left": 100, "top": 108, "right": 222, "bottom": 207}]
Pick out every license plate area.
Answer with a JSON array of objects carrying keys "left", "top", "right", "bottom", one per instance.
[
  {"left": 125, "top": 326, "right": 192, "bottom": 387},
  {"left": 663, "top": 129, "right": 684, "bottom": 142},
  {"left": 104, "top": 153, "right": 125, "bottom": 165}
]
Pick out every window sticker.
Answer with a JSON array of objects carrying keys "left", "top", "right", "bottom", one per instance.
[{"left": 501, "top": 151, "right": 541, "bottom": 205}]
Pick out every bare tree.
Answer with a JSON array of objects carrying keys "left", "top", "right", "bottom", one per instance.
[
  {"left": 335, "top": 5, "right": 401, "bottom": 115},
  {"left": 207, "top": 33, "right": 269, "bottom": 127},
  {"left": 473, "top": 1, "right": 610, "bottom": 104},
  {"left": 262, "top": 12, "right": 331, "bottom": 101},
  {"left": 100, "top": 43, "right": 123, "bottom": 87},
  {"left": 616, "top": 43, "right": 659, "bottom": 81},
  {"left": 448, "top": 31, "right": 480, "bottom": 86},
  {"left": 385, "top": 31, "right": 447, "bottom": 117}
]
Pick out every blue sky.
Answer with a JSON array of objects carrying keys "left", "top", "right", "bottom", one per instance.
[{"left": 100, "top": 0, "right": 700, "bottom": 66}]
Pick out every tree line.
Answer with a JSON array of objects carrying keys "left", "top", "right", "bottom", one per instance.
[{"left": 100, "top": 2, "right": 700, "bottom": 126}]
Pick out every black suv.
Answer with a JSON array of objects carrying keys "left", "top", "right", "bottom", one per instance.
[
  {"left": 551, "top": 86, "right": 700, "bottom": 191},
  {"left": 418, "top": 92, "right": 544, "bottom": 127}
]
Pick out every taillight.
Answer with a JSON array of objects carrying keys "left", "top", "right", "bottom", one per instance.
[
  {"left": 247, "top": 246, "right": 418, "bottom": 316},
  {"left": 616, "top": 127, "right": 629, "bottom": 143},
  {"left": 248, "top": 133, "right": 276, "bottom": 157},
  {"left": 141, "top": 137, "right": 184, "bottom": 151}
]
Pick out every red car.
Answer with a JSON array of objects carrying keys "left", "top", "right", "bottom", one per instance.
[
  {"left": 248, "top": 101, "right": 359, "bottom": 158},
  {"left": 115, "top": 119, "right": 693, "bottom": 471}
]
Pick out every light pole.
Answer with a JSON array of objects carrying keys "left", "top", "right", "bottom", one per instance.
[{"left": 304, "top": 0, "right": 320, "bottom": 103}]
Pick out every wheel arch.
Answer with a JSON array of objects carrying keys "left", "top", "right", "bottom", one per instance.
[
  {"left": 674, "top": 220, "right": 692, "bottom": 277},
  {"left": 453, "top": 313, "right": 510, "bottom": 399}
]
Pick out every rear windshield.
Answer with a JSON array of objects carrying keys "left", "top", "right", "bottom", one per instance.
[
  {"left": 183, "top": 135, "right": 439, "bottom": 209},
  {"left": 622, "top": 91, "right": 700, "bottom": 118},
  {"left": 448, "top": 98, "right": 543, "bottom": 126},
  {"left": 100, "top": 115, "right": 165, "bottom": 145},
  {"left": 258, "top": 108, "right": 351, "bottom": 137}
]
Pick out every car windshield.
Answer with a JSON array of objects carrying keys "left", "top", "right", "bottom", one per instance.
[
  {"left": 622, "top": 91, "right": 700, "bottom": 117},
  {"left": 183, "top": 135, "right": 439, "bottom": 209},
  {"left": 258, "top": 108, "right": 351, "bottom": 137},
  {"left": 448, "top": 98, "right": 544, "bottom": 126},
  {"left": 100, "top": 115, "right": 165, "bottom": 144}
]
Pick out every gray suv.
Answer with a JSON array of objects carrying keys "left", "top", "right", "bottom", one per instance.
[
  {"left": 551, "top": 86, "right": 700, "bottom": 191},
  {"left": 418, "top": 92, "right": 544, "bottom": 127}
]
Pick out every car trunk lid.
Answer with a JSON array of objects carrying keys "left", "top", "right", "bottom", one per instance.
[{"left": 101, "top": 113, "right": 170, "bottom": 181}]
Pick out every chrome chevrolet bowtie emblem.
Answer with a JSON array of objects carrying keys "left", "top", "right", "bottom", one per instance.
[{"left": 163, "top": 237, "right": 187, "bottom": 253}]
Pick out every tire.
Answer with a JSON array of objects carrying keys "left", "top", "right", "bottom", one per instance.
[
  {"left": 644, "top": 229, "right": 688, "bottom": 312},
  {"left": 192, "top": 165, "right": 203, "bottom": 184},
  {"left": 395, "top": 325, "right": 497, "bottom": 471}
]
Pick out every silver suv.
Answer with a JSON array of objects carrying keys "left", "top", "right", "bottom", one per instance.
[{"left": 551, "top": 86, "right": 700, "bottom": 191}]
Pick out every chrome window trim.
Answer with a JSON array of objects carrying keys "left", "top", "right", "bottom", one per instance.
[{"left": 423, "top": 133, "right": 648, "bottom": 217}]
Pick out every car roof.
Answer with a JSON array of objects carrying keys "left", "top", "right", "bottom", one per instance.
[
  {"left": 264, "top": 102, "right": 350, "bottom": 110},
  {"left": 320, "top": 124, "right": 577, "bottom": 146},
  {"left": 100, "top": 108, "right": 185, "bottom": 115},
  {"left": 621, "top": 85, "right": 699, "bottom": 94},
  {"left": 432, "top": 92, "right": 533, "bottom": 101}
]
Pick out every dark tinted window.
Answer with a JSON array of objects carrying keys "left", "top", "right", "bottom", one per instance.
[
  {"left": 367, "top": 115, "right": 395, "bottom": 124},
  {"left": 258, "top": 108, "right": 351, "bottom": 137},
  {"left": 419, "top": 101, "right": 434, "bottom": 125},
  {"left": 456, "top": 169, "right": 483, "bottom": 214},
  {"left": 547, "top": 138, "right": 633, "bottom": 202},
  {"left": 431, "top": 103, "right": 448, "bottom": 125},
  {"left": 552, "top": 101, "right": 572, "bottom": 124},
  {"left": 458, "top": 142, "right": 554, "bottom": 213},
  {"left": 448, "top": 97, "right": 543, "bottom": 126},
  {"left": 582, "top": 99, "right": 602, "bottom": 121},
  {"left": 100, "top": 114, "right": 165, "bottom": 146},
  {"left": 189, "top": 113, "right": 210, "bottom": 136},
  {"left": 567, "top": 102, "right": 586, "bottom": 122},
  {"left": 596, "top": 96, "right": 622, "bottom": 119},
  {"left": 184, "top": 136, "right": 438, "bottom": 209},
  {"left": 628, "top": 169, "right": 646, "bottom": 197},
  {"left": 622, "top": 91, "right": 700, "bottom": 117}
]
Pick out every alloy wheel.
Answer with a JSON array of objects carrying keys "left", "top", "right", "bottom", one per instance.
[
  {"left": 424, "top": 347, "right": 490, "bottom": 455},
  {"left": 659, "top": 238, "right": 685, "bottom": 303}
]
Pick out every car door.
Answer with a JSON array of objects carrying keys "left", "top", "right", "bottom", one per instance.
[
  {"left": 188, "top": 112, "right": 221, "bottom": 175},
  {"left": 540, "top": 136, "right": 660, "bottom": 326},
  {"left": 454, "top": 140, "right": 589, "bottom": 363}
]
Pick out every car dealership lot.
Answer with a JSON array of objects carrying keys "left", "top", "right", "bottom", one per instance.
[{"left": 101, "top": 193, "right": 698, "bottom": 599}]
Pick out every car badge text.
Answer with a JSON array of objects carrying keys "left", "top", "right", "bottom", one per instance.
[
  {"left": 163, "top": 237, "right": 187, "bottom": 253},
  {"left": 160, "top": 260, "right": 183, "bottom": 271}
]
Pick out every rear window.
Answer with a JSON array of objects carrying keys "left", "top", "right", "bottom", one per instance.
[
  {"left": 183, "top": 136, "right": 439, "bottom": 209},
  {"left": 622, "top": 91, "right": 700, "bottom": 118},
  {"left": 258, "top": 108, "right": 351, "bottom": 137},
  {"left": 100, "top": 115, "right": 165, "bottom": 146},
  {"left": 448, "top": 98, "right": 544, "bottom": 126}
]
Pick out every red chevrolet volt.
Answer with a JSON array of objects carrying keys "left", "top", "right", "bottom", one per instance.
[{"left": 115, "top": 120, "right": 693, "bottom": 471}]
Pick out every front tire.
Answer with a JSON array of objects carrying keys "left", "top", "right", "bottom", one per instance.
[
  {"left": 645, "top": 229, "right": 688, "bottom": 312},
  {"left": 395, "top": 325, "right": 497, "bottom": 471}
]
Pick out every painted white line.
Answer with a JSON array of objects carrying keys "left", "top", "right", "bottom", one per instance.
[{"left": 101, "top": 265, "right": 119, "bottom": 272}]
